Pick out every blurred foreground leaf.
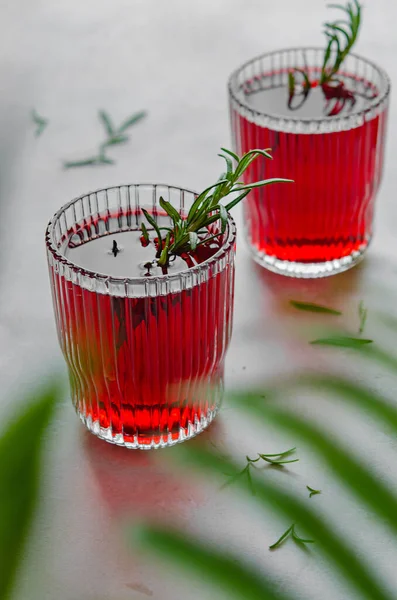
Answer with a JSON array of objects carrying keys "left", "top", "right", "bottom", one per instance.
[
  {"left": 0, "top": 381, "right": 60, "bottom": 600},
  {"left": 310, "top": 336, "right": 373, "bottom": 347},
  {"left": 133, "top": 525, "right": 298, "bottom": 600},
  {"left": 169, "top": 443, "right": 392, "bottom": 600},
  {"left": 290, "top": 300, "right": 341, "bottom": 315}
]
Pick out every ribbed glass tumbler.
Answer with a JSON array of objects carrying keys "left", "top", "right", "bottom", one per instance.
[
  {"left": 229, "top": 48, "right": 390, "bottom": 278},
  {"left": 46, "top": 184, "right": 236, "bottom": 449}
]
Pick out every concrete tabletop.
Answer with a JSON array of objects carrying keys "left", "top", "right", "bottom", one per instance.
[{"left": 1, "top": 1, "right": 396, "bottom": 598}]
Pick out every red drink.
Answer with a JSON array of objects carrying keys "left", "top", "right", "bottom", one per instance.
[
  {"left": 229, "top": 49, "right": 390, "bottom": 277},
  {"left": 46, "top": 185, "right": 236, "bottom": 449}
]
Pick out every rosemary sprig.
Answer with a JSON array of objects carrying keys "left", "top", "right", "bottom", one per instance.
[
  {"left": 99, "top": 109, "right": 147, "bottom": 150},
  {"left": 142, "top": 147, "right": 292, "bottom": 266},
  {"left": 321, "top": 0, "right": 362, "bottom": 84},
  {"left": 63, "top": 149, "right": 114, "bottom": 169},
  {"left": 269, "top": 524, "right": 315, "bottom": 550},
  {"left": 64, "top": 109, "right": 147, "bottom": 169},
  {"left": 246, "top": 447, "right": 299, "bottom": 467},
  {"left": 31, "top": 109, "right": 48, "bottom": 137},
  {"left": 358, "top": 301, "right": 368, "bottom": 334},
  {"left": 222, "top": 448, "right": 298, "bottom": 496},
  {"left": 288, "top": 1, "right": 362, "bottom": 109},
  {"left": 307, "top": 485, "right": 322, "bottom": 498}
]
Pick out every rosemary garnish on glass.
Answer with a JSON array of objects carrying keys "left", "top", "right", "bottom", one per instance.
[
  {"left": 142, "top": 147, "right": 292, "bottom": 267},
  {"left": 288, "top": 0, "right": 363, "bottom": 114}
]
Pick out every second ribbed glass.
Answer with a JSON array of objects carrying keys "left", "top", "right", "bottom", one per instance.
[
  {"left": 229, "top": 48, "right": 390, "bottom": 278},
  {"left": 46, "top": 185, "right": 236, "bottom": 449}
]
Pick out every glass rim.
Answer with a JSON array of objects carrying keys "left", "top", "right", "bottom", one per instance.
[
  {"left": 45, "top": 183, "right": 237, "bottom": 287},
  {"left": 228, "top": 47, "right": 391, "bottom": 127}
]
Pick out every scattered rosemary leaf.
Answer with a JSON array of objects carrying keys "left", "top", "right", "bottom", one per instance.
[
  {"left": 96, "top": 109, "right": 148, "bottom": 159},
  {"left": 307, "top": 485, "right": 322, "bottom": 498},
  {"left": 98, "top": 110, "right": 115, "bottom": 136},
  {"left": 63, "top": 153, "right": 114, "bottom": 169},
  {"left": 358, "top": 301, "right": 368, "bottom": 334},
  {"left": 269, "top": 525, "right": 294, "bottom": 550},
  {"left": 310, "top": 336, "right": 373, "bottom": 348},
  {"left": 102, "top": 134, "right": 129, "bottom": 147},
  {"left": 269, "top": 524, "right": 314, "bottom": 550},
  {"left": 118, "top": 110, "right": 147, "bottom": 133},
  {"left": 290, "top": 300, "right": 342, "bottom": 315},
  {"left": 291, "top": 527, "right": 315, "bottom": 545},
  {"left": 247, "top": 447, "right": 299, "bottom": 467},
  {"left": 31, "top": 109, "right": 48, "bottom": 137}
]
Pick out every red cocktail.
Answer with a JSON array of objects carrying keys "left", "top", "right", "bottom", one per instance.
[
  {"left": 229, "top": 48, "right": 390, "bottom": 277},
  {"left": 46, "top": 184, "right": 236, "bottom": 449}
]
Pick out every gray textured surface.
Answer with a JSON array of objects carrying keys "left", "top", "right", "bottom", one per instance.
[{"left": 1, "top": 1, "right": 397, "bottom": 598}]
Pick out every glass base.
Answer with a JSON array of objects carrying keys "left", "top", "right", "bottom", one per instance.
[
  {"left": 248, "top": 240, "right": 369, "bottom": 279},
  {"left": 77, "top": 405, "right": 220, "bottom": 450}
]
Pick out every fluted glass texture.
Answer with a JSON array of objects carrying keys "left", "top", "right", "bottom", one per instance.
[
  {"left": 229, "top": 48, "right": 390, "bottom": 278},
  {"left": 46, "top": 185, "right": 236, "bottom": 449}
]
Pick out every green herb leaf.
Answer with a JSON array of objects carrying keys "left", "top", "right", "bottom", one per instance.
[
  {"left": 310, "top": 336, "right": 373, "bottom": 348},
  {"left": 141, "top": 222, "right": 150, "bottom": 243},
  {"left": 98, "top": 155, "right": 115, "bottom": 164},
  {"left": 269, "top": 525, "right": 294, "bottom": 550},
  {"left": 98, "top": 110, "right": 115, "bottom": 136},
  {"left": 219, "top": 204, "right": 228, "bottom": 233},
  {"left": 31, "top": 109, "right": 48, "bottom": 137},
  {"left": 322, "top": 38, "right": 334, "bottom": 73},
  {"left": 102, "top": 134, "right": 129, "bottom": 146},
  {"left": 218, "top": 153, "right": 234, "bottom": 176},
  {"left": 322, "top": 1, "right": 362, "bottom": 83},
  {"left": 0, "top": 380, "right": 60, "bottom": 600},
  {"left": 63, "top": 156, "right": 99, "bottom": 168},
  {"left": 247, "top": 447, "right": 299, "bottom": 467},
  {"left": 307, "top": 485, "right": 322, "bottom": 498},
  {"left": 189, "top": 231, "right": 198, "bottom": 251},
  {"left": 132, "top": 525, "right": 293, "bottom": 600},
  {"left": 288, "top": 71, "right": 296, "bottom": 96},
  {"left": 141, "top": 208, "right": 163, "bottom": 257},
  {"left": 143, "top": 148, "right": 290, "bottom": 268},
  {"left": 236, "top": 178, "right": 293, "bottom": 191},
  {"left": 270, "top": 524, "right": 314, "bottom": 551},
  {"left": 325, "top": 22, "right": 351, "bottom": 45},
  {"left": 158, "top": 231, "right": 171, "bottom": 267},
  {"left": 187, "top": 180, "right": 229, "bottom": 222},
  {"left": 118, "top": 110, "right": 147, "bottom": 133},
  {"left": 291, "top": 526, "right": 315, "bottom": 545},
  {"left": 358, "top": 301, "right": 368, "bottom": 334},
  {"left": 220, "top": 147, "right": 240, "bottom": 162},
  {"left": 63, "top": 150, "right": 115, "bottom": 168},
  {"left": 290, "top": 300, "right": 342, "bottom": 315},
  {"left": 159, "top": 196, "right": 182, "bottom": 225}
]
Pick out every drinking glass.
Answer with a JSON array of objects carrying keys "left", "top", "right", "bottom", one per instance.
[
  {"left": 229, "top": 48, "right": 390, "bottom": 277},
  {"left": 46, "top": 184, "right": 236, "bottom": 449}
]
